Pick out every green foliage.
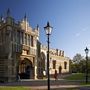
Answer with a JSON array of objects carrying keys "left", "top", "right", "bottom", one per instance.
[
  {"left": 71, "top": 53, "right": 90, "bottom": 73},
  {"left": 73, "top": 54, "right": 83, "bottom": 64}
]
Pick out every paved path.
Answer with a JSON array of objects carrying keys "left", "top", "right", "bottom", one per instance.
[
  {"left": 0, "top": 79, "right": 90, "bottom": 90},
  {"left": 29, "top": 85, "right": 90, "bottom": 90},
  {"left": 0, "top": 74, "right": 90, "bottom": 90},
  {"left": 0, "top": 79, "right": 80, "bottom": 86}
]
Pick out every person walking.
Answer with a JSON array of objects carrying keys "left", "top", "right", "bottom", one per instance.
[
  {"left": 54, "top": 70, "right": 58, "bottom": 80},
  {"left": 43, "top": 70, "right": 46, "bottom": 79}
]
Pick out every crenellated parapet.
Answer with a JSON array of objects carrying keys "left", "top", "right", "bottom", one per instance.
[
  {"left": 41, "top": 44, "right": 64, "bottom": 57},
  {"left": 49, "top": 48, "right": 64, "bottom": 57}
]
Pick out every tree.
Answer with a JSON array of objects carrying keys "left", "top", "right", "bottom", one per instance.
[
  {"left": 71, "top": 53, "right": 83, "bottom": 73},
  {"left": 87, "top": 57, "right": 90, "bottom": 73},
  {"left": 71, "top": 53, "right": 90, "bottom": 73},
  {"left": 79, "top": 59, "right": 86, "bottom": 73},
  {"left": 73, "top": 53, "right": 83, "bottom": 64}
]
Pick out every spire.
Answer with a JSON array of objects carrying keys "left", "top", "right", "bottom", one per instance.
[
  {"left": 37, "top": 24, "right": 39, "bottom": 30},
  {"left": 24, "top": 13, "right": 27, "bottom": 21},
  {"left": 0, "top": 14, "right": 4, "bottom": 22},
  {"left": 7, "top": 8, "right": 10, "bottom": 17},
  {"left": 23, "top": 13, "right": 28, "bottom": 31},
  {"left": 0, "top": 14, "right": 2, "bottom": 21}
]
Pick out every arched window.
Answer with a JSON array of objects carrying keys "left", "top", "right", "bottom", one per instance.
[
  {"left": 31, "top": 35, "right": 33, "bottom": 46},
  {"left": 64, "top": 62, "right": 67, "bottom": 69},
  {"left": 40, "top": 52, "right": 45, "bottom": 70},
  {"left": 53, "top": 60, "right": 56, "bottom": 69},
  {"left": 25, "top": 33, "right": 27, "bottom": 45}
]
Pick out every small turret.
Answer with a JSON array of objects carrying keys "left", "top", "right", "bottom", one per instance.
[
  {"left": 6, "top": 8, "right": 14, "bottom": 25},
  {"left": 24, "top": 13, "right": 26, "bottom": 18},
  {"left": 7, "top": 8, "right": 11, "bottom": 17},
  {"left": 37, "top": 24, "right": 39, "bottom": 31},
  {"left": 0, "top": 15, "right": 3, "bottom": 22},
  {"left": 20, "top": 13, "right": 30, "bottom": 31},
  {"left": 24, "top": 13, "right": 27, "bottom": 21}
]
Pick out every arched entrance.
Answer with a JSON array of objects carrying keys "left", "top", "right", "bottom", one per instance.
[
  {"left": 19, "top": 58, "right": 34, "bottom": 79},
  {"left": 59, "top": 66, "right": 62, "bottom": 74},
  {"left": 37, "top": 52, "right": 46, "bottom": 79}
]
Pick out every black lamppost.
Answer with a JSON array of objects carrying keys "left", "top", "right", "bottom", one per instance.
[
  {"left": 44, "top": 22, "right": 52, "bottom": 90},
  {"left": 84, "top": 47, "right": 89, "bottom": 84}
]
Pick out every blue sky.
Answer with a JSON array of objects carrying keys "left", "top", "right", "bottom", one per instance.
[{"left": 0, "top": 0, "right": 90, "bottom": 58}]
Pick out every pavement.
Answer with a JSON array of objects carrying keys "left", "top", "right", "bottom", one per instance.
[
  {"left": 29, "top": 85, "right": 90, "bottom": 90},
  {"left": 0, "top": 79, "right": 90, "bottom": 90},
  {"left": 0, "top": 74, "right": 90, "bottom": 90}
]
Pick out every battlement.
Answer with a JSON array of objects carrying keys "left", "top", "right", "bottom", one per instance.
[{"left": 41, "top": 45, "right": 64, "bottom": 57}]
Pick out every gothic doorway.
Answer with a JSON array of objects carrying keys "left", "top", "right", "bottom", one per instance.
[
  {"left": 37, "top": 52, "right": 46, "bottom": 79},
  {"left": 59, "top": 66, "right": 62, "bottom": 74},
  {"left": 19, "top": 58, "right": 34, "bottom": 79}
]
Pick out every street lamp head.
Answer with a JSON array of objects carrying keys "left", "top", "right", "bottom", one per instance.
[
  {"left": 85, "top": 47, "right": 89, "bottom": 55},
  {"left": 44, "top": 21, "right": 53, "bottom": 35}
]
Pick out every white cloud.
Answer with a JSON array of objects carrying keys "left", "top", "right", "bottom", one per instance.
[
  {"left": 75, "top": 27, "right": 89, "bottom": 37},
  {"left": 82, "top": 27, "right": 88, "bottom": 31},
  {"left": 76, "top": 33, "right": 80, "bottom": 37}
]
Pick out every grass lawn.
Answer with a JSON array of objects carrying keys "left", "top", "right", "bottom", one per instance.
[
  {"left": 64, "top": 73, "right": 90, "bottom": 85},
  {"left": 0, "top": 86, "right": 31, "bottom": 90},
  {"left": 64, "top": 73, "right": 90, "bottom": 80}
]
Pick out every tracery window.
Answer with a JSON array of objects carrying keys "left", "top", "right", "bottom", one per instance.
[
  {"left": 53, "top": 60, "right": 56, "bottom": 69},
  {"left": 31, "top": 35, "right": 33, "bottom": 47},
  {"left": 25, "top": 33, "right": 27, "bottom": 45},
  {"left": 64, "top": 61, "right": 67, "bottom": 69}
]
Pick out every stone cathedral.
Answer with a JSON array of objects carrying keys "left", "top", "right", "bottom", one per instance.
[{"left": 0, "top": 9, "right": 70, "bottom": 82}]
